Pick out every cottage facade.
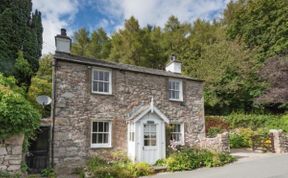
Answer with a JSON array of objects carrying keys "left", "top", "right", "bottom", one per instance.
[{"left": 52, "top": 29, "right": 205, "bottom": 172}]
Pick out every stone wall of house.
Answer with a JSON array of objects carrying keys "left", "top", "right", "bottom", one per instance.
[
  {"left": 0, "top": 134, "right": 24, "bottom": 173},
  {"left": 53, "top": 60, "right": 205, "bottom": 173},
  {"left": 199, "top": 132, "right": 230, "bottom": 153},
  {"left": 270, "top": 129, "right": 288, "bottom": 153}
]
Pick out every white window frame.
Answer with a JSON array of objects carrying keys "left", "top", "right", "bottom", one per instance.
[
  {"left": 91, "top": 120, "right": 112, "bottom": 148},
  {"left": 170, "top": 123, "right": 184, "bottom": 145},
  {"left": 91, "top": 67, "right": 112, "bottom": 95},
  {"left": 168, "top": 79, "right": 183, "bottom": 101}
]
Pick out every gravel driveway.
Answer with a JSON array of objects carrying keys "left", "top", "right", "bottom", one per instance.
[{"left": 145, "top": 150, "right": 288, "bottom": 178}]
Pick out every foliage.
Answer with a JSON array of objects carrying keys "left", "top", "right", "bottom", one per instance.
[
  {"left": 207, "top": 127, "right": 222, "bottom": 138},
  {"left": 86, "top": 152, "right": 154, "bottom": 178},
  {"left": 224, "top": 113, "right": 286, "bottom": 130},
  {"left": 226, "top": 0, "right": 288, "bottom": 59},
  {"left": 256, "top": 54, "right": 288, "bottom": 111},
  {"left": 40, "top": 167, "right": 56, "bottom": 178},
  {"left": 0, "top": 0, "right": 42, "bottom": 81},
  {"left": 0, "top": 171, "right": 20, "bottom": 178},
  {"left": 0, "top": 73, "right": 40, "bottom": 140},
  {"left": 27, "top": 54, "right": 52, "bottom": 117},
  {"left": 13, "top": 51, "right": 33, "bottom": 86},
  {"left": 158, "top": 148, "right": 235, "bottom": 171},
  {"left": 229, "top": 132, "right": 250, "bottom": 148},
  {"left": 130, "top": 162, "right": 154, "bottom": 177},
  {"left": 205, "top": 116, "right": 230, "bottom": 135}
]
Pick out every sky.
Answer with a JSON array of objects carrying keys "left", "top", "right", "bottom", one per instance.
[{"left": 32, "top": 0, "right": 231, "bottom": 54}]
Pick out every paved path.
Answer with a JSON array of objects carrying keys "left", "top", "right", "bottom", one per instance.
[{"left": 146, "top": 152, "right": 288, "bottom": 178}]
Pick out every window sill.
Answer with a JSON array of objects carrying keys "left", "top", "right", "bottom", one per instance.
[
  {"left": 90, "top": 145, "right": 112, "bottom": 149},
  {"left": 91, "top": 91, "right": 113, "bottom": 96},
  {"left": 169, "top": 99, "right": 184, "bottom": 102}
]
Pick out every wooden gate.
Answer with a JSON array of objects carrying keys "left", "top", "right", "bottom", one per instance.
[
  {"left": 251, "top": 133, "right": 275, "bottom": 153},
  {"left": 26, "top": 126, "right": 50, "bottom": 173}
]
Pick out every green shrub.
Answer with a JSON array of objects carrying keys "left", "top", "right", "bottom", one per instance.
[
  {"left": 225, "top": 113, "right": 288, "bottom": 132},
  {"left": 207, "top": 127, "right": 222, "bottom": 138},
  {"left": 130, "top": 162, "right": 154, "bottom": 177},
  {"left": 0, "top": 74, "right": 41, "bottom": 140},
  {"left": 229, "top": 132, "right": 249, "bottom": 148},
  {"left": 161, "top": 149, "right": 235, "bottom": 171},
  {"left": 0, "top": 171, "right": 20, "bottom": 178},
  {"left": 40, "top": 167, "right": 56, "bottom": 178},
  {"left": 86, "top": 153, "right": 154, "bottom": 178}
]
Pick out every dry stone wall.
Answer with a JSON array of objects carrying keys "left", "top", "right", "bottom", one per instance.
[
  {"left": 53, "top": 59, "right": 205, "bottom": 172},
  {"left": 199, "top": 132, "right": 230, "bottom": 153},
  {"left": 270, "top": 129, "right": 288, "bottom": 153},
  {"left": 0, "top": 134, "right": 24, "bottom": 173}
]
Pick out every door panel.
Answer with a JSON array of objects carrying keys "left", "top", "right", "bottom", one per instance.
[{"left": 143, "top": 122, "right": 159, "bottom": 164}]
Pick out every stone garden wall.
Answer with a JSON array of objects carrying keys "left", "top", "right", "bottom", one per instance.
[
  {"left": 0, "top": 134, "right": 24, "bottom": 173},
  {"left": 270, "top": 129, "right": 288, "bottom": 153},
  {"left": 199, "top": 132, "right": 230, "bottom": 153}
]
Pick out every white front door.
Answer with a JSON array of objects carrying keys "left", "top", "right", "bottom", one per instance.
[{"left": 138, "top": 113, "right": 165, "bottom": 164}]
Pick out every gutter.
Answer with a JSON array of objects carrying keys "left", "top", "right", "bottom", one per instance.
[{"left": 51, "top": 57, "right": 57, "bottom": 168}]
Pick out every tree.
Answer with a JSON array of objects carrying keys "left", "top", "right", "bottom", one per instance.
[
  {"left": 109, "top": 17, "right": 150, "bottom": 66},
  {"left": 256, "top": 53, "right": 288, "bottom": 113},
  {"left": 88, "top": 28, "right": 111, "bottom": 59},
  {"left": 162, "top": 16, "right": 191, "bottom": 59},
  {"left": 0, "top": 0, "right": 42, "bottom": 84},
  {"left": 71, "top": 28, "right": 90, "bottom": 56},
  {"left": 13, "top": 51, "right": 33, "bottom": 87},
  {"left": 28, "top": 54, "right": 52, "bottom": 117},
  {"left": 226, "top": 0, "right": 288, "bottom": 59}
]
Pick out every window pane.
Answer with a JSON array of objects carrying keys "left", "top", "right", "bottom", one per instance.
[
  {"left": 92, "top": 133, "right": 97, "bottom": 143},
  {"left": 104, "top": 72, "right": 109, "bottom": 81},
  {"left": 104, "top": 83, "right": 109, "bottom": 92},
  {"left": 175, "top": 82, "right": 180, "bottom": 90},
  {"left": 103, "top": 133, "right": 108, "bottom": 143},
  {"left": 104, "top": 122, "right": 109, "bottom": 132},
  {"left": 172, "top": 91, "right": 175, "bottom": 99},
  {"left": 98, "top": 122, "right": 103, "bottom": 132},
  {"left": 98, "top": 82, "right": 103, "bottom": 92},
  {"left": 93, "top": 82, "right": 98, "bottom": 92},
  {"left": 174, "top": 91, "right": 179, "bottom": 99},
  {"left": 99, "top": 71, "right": 104, "bottom": 80},
  {"left": 93, "top": 122, "right": 98, "bottom": 132},
  {"left": 151, "top": 139, "right": 156, "bottom": 146},
  {"left": 98, "top": 133, "right": 103, "bottom": 143},
  {"left": 94, "top": 71, "right": 99, "bottom": 80},
  {"left": 169, "top": 81, "right": 172, "bottom": 90},
  {"left": 176, "top": 124, "right": 181, "bottom": 132}
]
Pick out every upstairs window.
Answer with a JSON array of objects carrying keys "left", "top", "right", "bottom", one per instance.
[
  {"left": 168, "top": 79, "right": 183, "bottom": 101},
  {"left": 92, "top": 68, "right": 112, "bottom": 94},
  {"left": 91, "top": 121, "right": 112, "bottom": 148},
  {"left": 170, "top": 123, "right": 184, "bottom": 145}
]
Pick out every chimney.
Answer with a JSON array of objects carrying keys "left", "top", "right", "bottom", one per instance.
[
  {"left": 165, "top": 54, "right": 182, "bottom": 73},
  {"left": 55, "top": 28, "right": 71, "bottom": 53}
]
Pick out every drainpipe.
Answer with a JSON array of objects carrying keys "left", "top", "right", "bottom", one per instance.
[{"left": 51, "top": 57, "right": 57, "bottom": 168}]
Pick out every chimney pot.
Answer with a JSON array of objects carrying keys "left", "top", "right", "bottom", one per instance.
[{"left": 60, "top": 28, "right": 67, "bottom": 36}]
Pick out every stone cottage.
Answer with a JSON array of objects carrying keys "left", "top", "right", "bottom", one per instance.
[{"left": 52, "top": 29, "right": 205, "bottom": 172}]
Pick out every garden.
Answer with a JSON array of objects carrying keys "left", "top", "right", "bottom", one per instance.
[{"left": 206, "top": 114, "right": 288, "bottom": 150}]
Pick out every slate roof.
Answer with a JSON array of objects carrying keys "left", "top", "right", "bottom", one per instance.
[{"left": 54, "top": 52, "right": 204, "bottom": 82}]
